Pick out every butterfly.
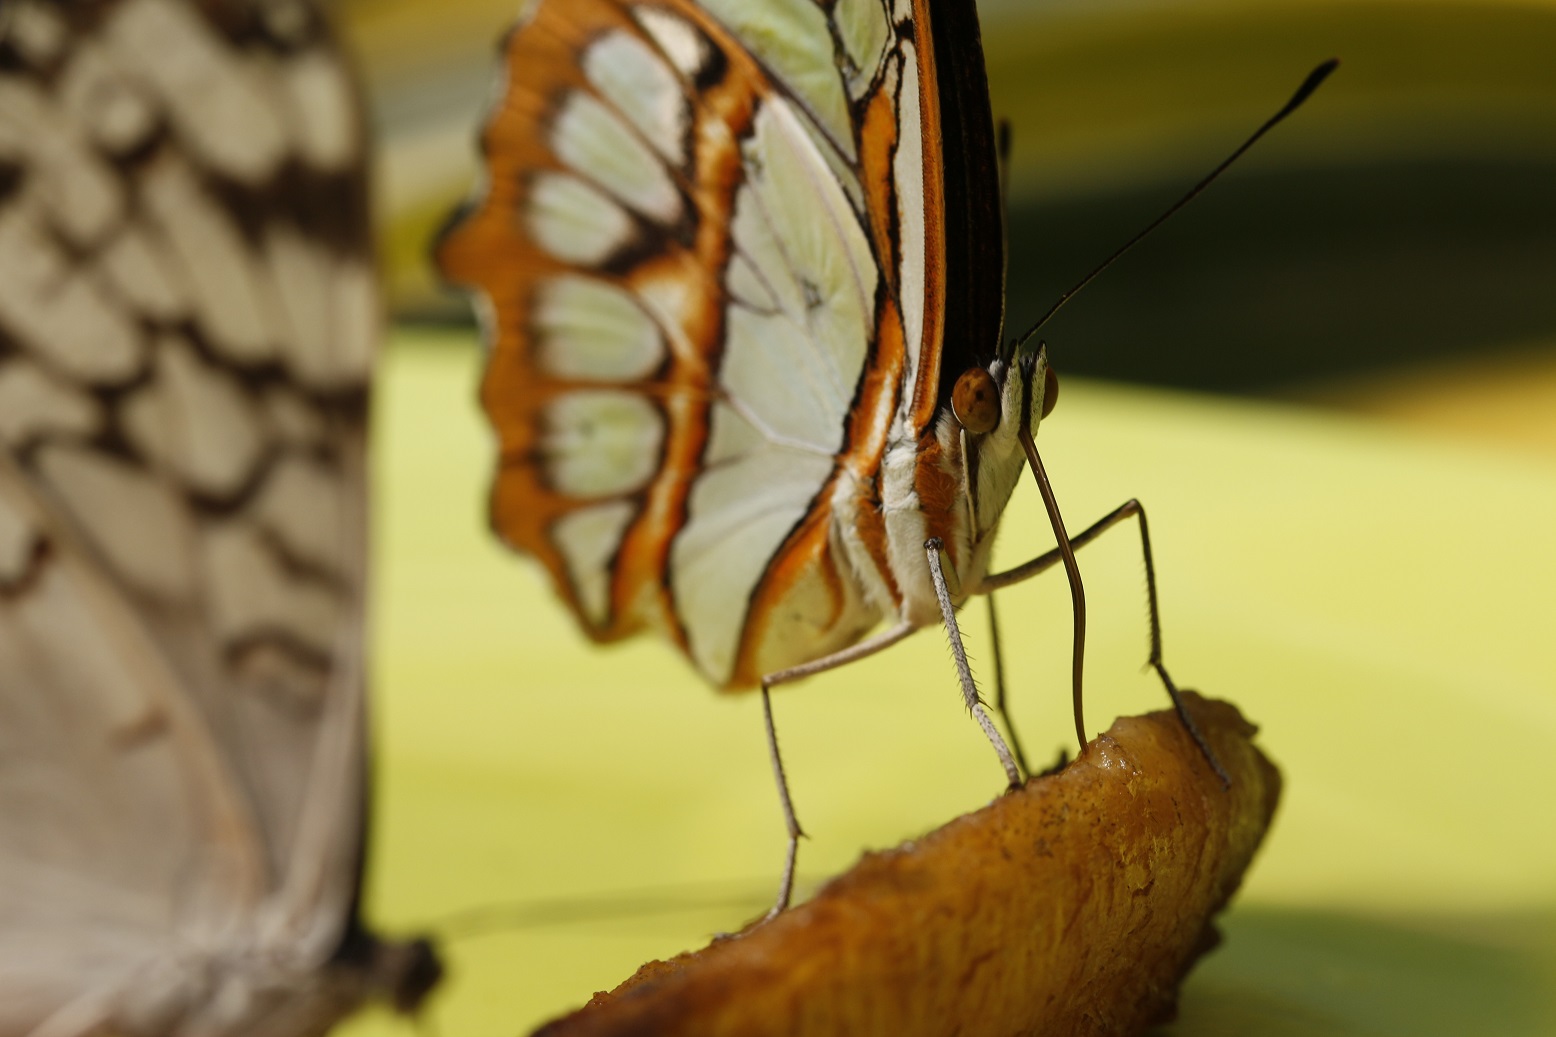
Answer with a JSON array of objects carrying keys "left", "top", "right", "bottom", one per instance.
[
  {"left": 436, "top": 0, "right": 1324, "bottom": 914},
  {"left": 0, "top": 0, "right": 439, "bottom": 1031}
]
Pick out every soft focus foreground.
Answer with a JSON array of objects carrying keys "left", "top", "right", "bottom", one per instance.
[
  {"left": 535, "top": 695, "right": 1277, "bottom": 1037},
  {"left": 344, "top": 331, "right": 1555, "bottom": 1037}
]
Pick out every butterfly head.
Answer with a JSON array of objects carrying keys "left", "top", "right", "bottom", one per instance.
[
  {"left": 947, "top": 341, "right": 1058, "bottom": 541},
  {"left": 950, "top": 341, "right": 1058, "bottom": 446}
]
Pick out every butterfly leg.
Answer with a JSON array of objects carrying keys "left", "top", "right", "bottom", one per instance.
[
  {"left": 758, "top": 686, "right": 801, "bottom": 923},
  {"left": 956, "top": 425, "right": 1029, "bottom": 779},
  {"left": 757, "top": 621, "right": 919, "bottom": 919},
  {"left": 925, "top": 539, "right": 1024, "bottom": 790},
  {"left": 977, "top": 498, "right": 1230, "bottom": 787},
  {"left": 984, "top": 592, "right": 1031, "bottom": 776}
]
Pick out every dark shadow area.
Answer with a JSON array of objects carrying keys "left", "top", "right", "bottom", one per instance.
[
  {"left": 1154, "top": 906, "right": 1556, "bottom": 1036},
  {"left": 392, "top": 0, "right": 1556, "bottom": 404},
  {"left": 413, "top": 156, "right": 1556, "bottom": 399},
  {"left": 1004, "top": 157, "right": 1556, "bottom": 394}
]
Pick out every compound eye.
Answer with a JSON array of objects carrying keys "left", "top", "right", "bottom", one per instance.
[
  {"left": 1041, "top": 365, "right": 1059, "bottom": 419},
  {"left": 951, "top": 367, "right": 999, "bottom": 434}
]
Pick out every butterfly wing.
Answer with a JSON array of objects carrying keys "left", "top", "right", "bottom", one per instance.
[
  {"left": 0, "top": 458, "right": 275, "bottom": 1032},
  {"left": 440, "top": 0, "right": 1006, "bottom": 688},
  {"left": 0, "top": 0, "right": 416, "bottom": 1030},
  {"left": 918, "top": 0, "right": 1005, "bottom": 409}
]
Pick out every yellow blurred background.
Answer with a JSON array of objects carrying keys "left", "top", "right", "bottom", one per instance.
[{"left": 327, "top": 1, "right": 1556, "bottom": 1034}]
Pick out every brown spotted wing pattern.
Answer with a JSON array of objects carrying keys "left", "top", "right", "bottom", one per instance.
[
  {"left": 0, "top": 1, "right": 435, "bottom": 1031},
  {"left": 438, "top": 0, "right": 961, "bottom": 689}
]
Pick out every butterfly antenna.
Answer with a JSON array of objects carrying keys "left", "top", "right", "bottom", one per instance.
[
  {"left": 997, "top": 117, "right": 1015, "bottom": 201},
  {"left": 1008, "top": 59, "right": 1339, "bottom": 355},
  {"left": 996, "top": 117, "right": 1014, "bottom": 351}
]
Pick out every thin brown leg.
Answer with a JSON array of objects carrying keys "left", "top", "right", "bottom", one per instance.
[
  {"left": 759, "top": 686, "right": 802, "bottom": 922},
  {"left": 756, "top": 621, "right": 919, "bottom": 920},
  {"left": 925, "top": 539, "right": 1022, "bottom": 789},
  {"left": 984, "top": 593, "right": 1030, "bottom": 777},
  {"left": 977, "top": 495, "right": 1229, "bottom": 787}
]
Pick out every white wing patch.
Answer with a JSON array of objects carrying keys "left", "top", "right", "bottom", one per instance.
[
  {"left": 892, "top": 40, "right": 927, "bottom": 386},
  {"left": 583, "top": 30, "right": 688, "bottom": 168},
  {"left": 700, "top": 0, "right": 855, "bottom": 160},
  {"left": 255, "top": 457, "right": 348, "bottom": 577},
  {"left": 120, "top": 335, "right": 265, "bottom": 499},
  {"left": 673, "top": 440, "right": 834, "bottom": 683},
  {"left": 141, "top": 154, "right": 282, "bottom": 364},
  {"left": 0, "top": 491, "right": 39, "bottom": 589},
  {"left": 98, "top": 223, "right": 189, "bottom": 321},
  {"left": 552, "top": 500, "right": 637, "bottom": 627},
  {"left": 721, "top": 307, "right": 847, "bottom": 451},
  {"left": 103, "top": 0, "right": 289, "bottom": 184},
  {"left": 203, "top": 521, "right": 340, "bottom": 659},
  {"left": 725, "top": 253, "right": 776, "bottom": 312},
  {"left": 730, "top": 101, "right": 875, "bottom": 442},
  {"left": 631, "top": 6, "right": 712, "bottom": 81},
  {"left": 33, "top": 445, "right": 198, "bottom": 602},
  {"left": 540, "top": 390, "right": 665, "bottom": 499},
  {"left": 551, "top": 89, "right": 682, "bottom": 225},
  {"left": 834, "top": 0, "right": 893, "bottom": 100},
  {"left": 280, "top": 47, "right": 360, "bottom": 173},
  {"left": 266, "top": 228, "right": 378, "bottom": 388},
  {"left": 669, "top": 97, "right": 879, "bottom": 683},
  {"left": 528, "top": 170, "right": 637, "bottom": 266},
  {"left": 57, "top": 41, "right": 160, "bottom": 155},
  {"left": 0, "top": 207, "right": 145, "bottom": 384},
  {"left": 0, "top": 79, "right": 124, "bottom": 247},
  {"left": 306, "top": 256, "right": 377, "bottom": 385},
  {"left": 4, "top": 2, "right": 68, "bottom": 65},
  {"left": 266, "top": 223, "right": 337, "bottom": 370},
  {"left": 534, "top": 275, "right": 666, "bottom": 382},
  {"left": 0, "top": 362, "right": 102, "bottom": 447}
]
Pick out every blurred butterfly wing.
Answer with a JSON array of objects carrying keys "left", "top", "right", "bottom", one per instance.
[
  {"left": 0, "top": 459, "right": 273, "bottom": 1032},
  {"left": 0, "top": 0, "right": 394, "bottom": 1030},
  {"left": 439, "top": 0, "right": 997, "bottom": 687}
]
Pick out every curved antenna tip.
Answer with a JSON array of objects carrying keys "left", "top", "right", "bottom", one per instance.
[
  {"left": 1008, "top": 58, "right": 1342, "bottom": 356},
  {"left": 1288, "top": 59, "right": 1342, "bottom": 112}
]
